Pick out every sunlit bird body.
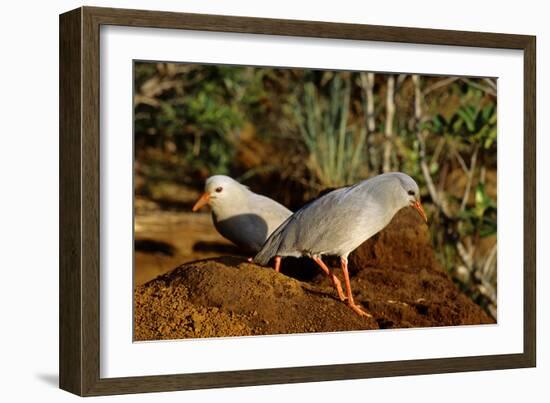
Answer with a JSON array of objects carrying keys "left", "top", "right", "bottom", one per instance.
[
  {"left": 254, "top": 172, "right": 427, "bottom": 317},
  {"left": 192, "top": 175, "right": 292, "bottom": 253}
]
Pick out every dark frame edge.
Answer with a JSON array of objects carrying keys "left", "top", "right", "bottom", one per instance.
[
  {"left": 523, "top": 36, "right": 536, "bottom": 368},
  {"left": 83, "top": 5, "right": 533, "bottom": 49},
  {"left": 59, "top": 5, "right": 537, "bottom": 396},
  {"left": 84, "top": 353, "right": 532, "bottom": 396},
  {"left": 81, "top": 5, "right": 103, "bottom": 397},
  {"left": 60, "top": 6, "right": 103, "bottom": 396},
  {"left": 59, "top": 7, "right": 84, "bottom": 396}
]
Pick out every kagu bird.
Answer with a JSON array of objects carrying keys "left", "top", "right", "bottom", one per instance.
[
  {"left": 192, "top": 175, "right": 292, "bottom": 253},
  {"left": 254, "top": 172, "right": 427, "bottom": 317}
]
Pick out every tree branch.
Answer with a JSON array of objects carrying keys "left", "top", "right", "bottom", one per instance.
[
  {"left": 460, "top": 77, "right": 497, "bottom": 97},
  {"left": 423, "top": 77, "right": 459, "bottom": 95},
  {"left": 383, "top": 75, "right": 395, "bottom": 173},
  {"left": 460, "top": 144, "right": 479, "bottom": 212}
]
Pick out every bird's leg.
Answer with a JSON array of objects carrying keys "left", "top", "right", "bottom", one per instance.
[
  {"left": 312, "top": 256, "right": 346, "bottom": 302},
  {"left": 340, "top": 257, "right": 372, "bottom": 318},
  {"left": 274, "top": 256, "right": 282, "bottom": 273}
]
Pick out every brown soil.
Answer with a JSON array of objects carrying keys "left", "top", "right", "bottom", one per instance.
[{"left": 134, "top": 208, "right": 494, "bottom": 341}]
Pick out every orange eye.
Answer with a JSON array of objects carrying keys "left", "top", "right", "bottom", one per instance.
[{"left": 215, "top": 187, "right": 223, "bottom": 193}]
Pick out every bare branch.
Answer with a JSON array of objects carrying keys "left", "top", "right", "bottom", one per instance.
[
  {"left": 482, "top": 241, "right": 498, "bottom": 279},
  {"left": 457, "top": 240, "right": 474, "bottom": 270},
  {"left": 451, "top": 145, "right": 469, "bottom": 174},
  {"left": 365, "top": 72, "right": 375, "bottom": 132},
  {"left": 460, "top": 77, "right": 497, "bottom": 97},
  {"left": 359, "top": 72, "right": 372, "bottom": 173},
  {"left": 483, "top": 77, "right": 497, "bottom": 91},
  {"left": 383, "top": 75, "right": 395, "bottom": 173},
  {"left": 430, "top": 137, "right": 446, "bottom": 167},
  {"left": 423, "top": 77, "right": 459, "bottom": 95},
  {"left": 460, "top": 144, "right": 479, "bottom": 212},
  {"left": 396, "top": 73, "right": 407, "bottom": 89}
]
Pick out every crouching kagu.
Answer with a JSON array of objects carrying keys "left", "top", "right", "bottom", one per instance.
[{"left": 254, "top": 172, "right": 427, "bottom": 317}]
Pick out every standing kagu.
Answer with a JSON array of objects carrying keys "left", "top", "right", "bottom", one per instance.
[{"left": 254, "top": 172, "right": 428, "bottom": 317}]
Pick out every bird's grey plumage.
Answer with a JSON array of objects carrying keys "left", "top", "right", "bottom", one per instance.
[
  {"left": 254, "top": 172, "right": 420, "bottom": 265},
  {"left": 197, "top": 175, "right": 292, "bottom": 253}
]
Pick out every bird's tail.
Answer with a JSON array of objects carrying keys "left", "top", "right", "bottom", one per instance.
[
  {"left": 253, "top": 247, "right": 274, "bottom": 266},
  {"left": 253, "top": 221, "right": 288, "bottom": 266}
]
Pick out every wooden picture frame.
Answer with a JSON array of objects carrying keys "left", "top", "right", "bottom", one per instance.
[{"left": 59, "top": 6, "right": 536, "bottom": 396}]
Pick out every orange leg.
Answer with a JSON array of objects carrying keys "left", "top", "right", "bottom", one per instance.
[
  {"left": 312, "top": 256, "right": 346, "bottom": 302},
  {"left": 274, "top": 256, "right": 282, "bottom": 273},
  {"left": 340, "top": 257, "right": 371, "bottom": 317}
]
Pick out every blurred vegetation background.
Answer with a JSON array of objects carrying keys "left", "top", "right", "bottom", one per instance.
[{"left": 134, "top": 61, "right": 497, "bottom": 319}]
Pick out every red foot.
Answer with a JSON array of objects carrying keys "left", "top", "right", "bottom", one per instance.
[
  {"left": 312, "top": 256, "right": 346, "bottom": 301},
  {"left": 348, "top": 302, "right": 372, "bottom": 318},
  {"left": 333, "top": 278, "right": 346, "bottom": 302},
  {"left": 274, "top": 256, "right": 281, "bottom": 273}
]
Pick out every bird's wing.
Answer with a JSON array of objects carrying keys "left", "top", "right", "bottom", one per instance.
[
  {"left": 254, "top": 177, "right": 400, "bottom": 264},
  {"left": 253, "top": 186, "right": 355, "bottom": 264},
  {"left": 281, "top": 186, "right": 370, "bottom": 253},
  {"left": 215, "top": 193, "right": 292, "bottom": 253},
  {"left": 215, "top": 211, "right": 272, "bottom": 252},
  {"left": 252, "top": 210, "right": 297, "bottom": 265},
  {"left": 248, "top": 194, "right": 292, "bottom": 233}
]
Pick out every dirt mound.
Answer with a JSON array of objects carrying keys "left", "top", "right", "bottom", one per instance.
[
  {"left": 135, "top": 208, "right": 494, "bottom": 340},
  {"left": 349, "top": 207, "right": 437, "bottom": 273},
  {"left": 134, "top": 278, "right": 252, "bottom": 340},
  {"left": 135, "top": 258, "right": 378, "bottom": 340}
]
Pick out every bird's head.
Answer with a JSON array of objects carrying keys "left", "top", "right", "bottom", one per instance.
[
  {"left": 394, "top": 173, "right": 427, "bottom": 223},
  {"left": 192, "top": 175, "right": 246, "bottom": 212}
]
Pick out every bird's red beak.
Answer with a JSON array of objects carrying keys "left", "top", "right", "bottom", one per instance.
[
  {"left": 412, "top": 200, "right": 427, "bottom": 223},
  {"left": 192, "top": 192, "right": 210, "bottom": 212}
]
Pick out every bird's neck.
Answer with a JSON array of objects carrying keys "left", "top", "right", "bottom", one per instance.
[
  {"left": 376, "top": 188, "right": 408, "bottom": 227},
  {"left": 211, "top": 189, "right": 250, "bottom": 221}
]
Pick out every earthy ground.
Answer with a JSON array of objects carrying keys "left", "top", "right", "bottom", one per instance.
[{"left": 134, "top": 207, "right": 495, "bottom": 341}]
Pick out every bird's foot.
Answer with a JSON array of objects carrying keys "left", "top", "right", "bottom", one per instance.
[
  {"left": 332, "top": 278, "right": 346, "bottom": 302},
  {"left": 348, "top": 302, "right": 372, "bottom": 318},
  {"left": 336, "top": 287, "right": 347, "bottom": 302},
  {"left": 247, "top": 257, "right": 253, "bottom": 263},
  {"left": 274, "top": 256, "right": 282, "bottom": 273}
]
